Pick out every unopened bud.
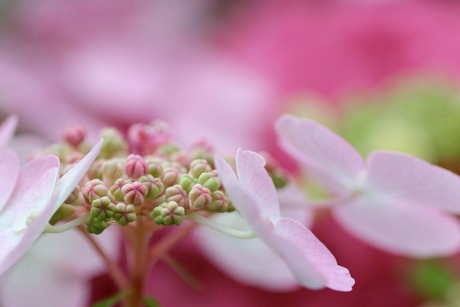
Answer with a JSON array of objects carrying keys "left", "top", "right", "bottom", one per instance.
[
  {"left": 90, "top": 196, "right": 115, "bottom": 220},
  {"left": 65, "top": 185, "right": 84, "bottom": 206},
  {"left": 208, "top": 190, "right": 230, "bottom": 212},
  {"left": 198, "top": 172, "right": 220, "bottom": 192},
  {"left": 161, "top": 166, "right": 181, "bottom": 188},
  {"left": 165, "top": 184, "right": 188, "bottom": 207},
  {"left": 102, "top": 159, "right": 124, "bottom": 182},
  {"left": 140, "top": 175, "right": 164, "bottom": 199},
  {"left": 113, "top": 203, "right": 136, "bottom": 226},
  {"left": 125, "top": 154, "right": 148, "bottom": 179},
  {"left": 146, "top": 158, "right": 163, "bottom": 177},
  {"left": 188, "top": 184, "right": 212, "bottom": 210},
  {"left": 150, "top": 201, "right": 185, "bottom": 226},
  {"left": 109, "top": 178, "right": 127, "bottom": 201},
  {"left": 179, "top": 174, "right": 195, "bottom": 193},
  {"left": 122, "top": 181, "right": 148, "bottom": 206},
  {"left": 99, "top": 128, "right": 127, "bottom": 158},
  {"left": 86, "top": 218, "right": 109, "bottom": 234},
  {"left": 63, "top": 124, "right": 86, "bottom": 148},
  {"left": 83, "top": 179, "right": 108, "bottom": 203},
  {"left": 189, "top": 159, "right": 212, "bottom": 178}
]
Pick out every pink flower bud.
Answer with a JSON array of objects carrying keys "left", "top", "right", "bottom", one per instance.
[
  {"left": 82, "top": 179, "right": 108, "bottom": 203},
  {"left": 188, "top": 184, "right": 212, "bottom": 210},
  {"left": 127, "top": 120, "right": 171, "bottom": 155},
  {"left": 165, "top": 184, "right": 188, "bottom": 208},
  {"left": 125, "top": 154, "right": 148, "bottom": 179},
  {"left": 63, "top": 124, "right": 86, "bottom": 148},
  {"left": 161, "top": 166, "right": 181, "bottom": 188},
  {"left": 122, "top": 181, "right": 148, "bottom": 206}
]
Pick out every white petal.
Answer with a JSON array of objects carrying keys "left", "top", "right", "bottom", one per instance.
[
  {"left": 0, "top": 150, "right": 20, "bottom": 212},
  {"left": 367, "top": 151, "right": 460, "bottom": 214},
  {"left": 194, "top": 212, "right": 298, "bottom": 291},
  {"left": 236, "top": 149, "right": 281, "bottom": 221},
  {"left": 334, "top": 194, "right": 460, "bottom": 258},
  {"left": 276, "top": 114, "right": 364, "bottom": 195}
]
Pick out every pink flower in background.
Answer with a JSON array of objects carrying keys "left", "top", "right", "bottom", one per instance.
[
  {"left": 0, "top": 0, "right": 276, "bottom": 151},
  {"left": 277, "top": 114, "right": 460, "bottom": 257},
  {"left": 214, "top": 149, "right": 354, "bottom": 291}
]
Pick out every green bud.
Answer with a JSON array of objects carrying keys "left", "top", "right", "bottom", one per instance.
[
  {"left": 150, "top": 201, "right": 185, "bottom": 226},
  {"left": 179, "top": 174, "right": 196, "bottom": 193},
  {"left": 198, "top": 172, "right": 220, "bottom": 192},
  {"left": 86, "top": 217, "right": 109, "bottom": 234},
  {"left": 99, "top": 128, "right": 128, "bottom": 159},
  {"left": 109, "top": 178, "right": 127, "bottom": 201},
  {"left": 113, "top": 203, "right": 136, "bottom": 226},
  {"left": 189, "top": 159, "right": 212, "bottom": 178},
  {"left": 90, "top": 196, "right": 115, "bottom": 220},
  {"left": 102, "top": 158, "right": 125, "bottom": 183},
  {"left": 146, "top": 158, "right": 163, "bottom": 178},
  {"left": 140, "top": 175, "right": 164, "bottom": 199},
  {"left": 188, "top": 184, "right": 212, "bottom": 210},
  {"left": 208, "top": 190, "right": 230, "bottom": 212}
]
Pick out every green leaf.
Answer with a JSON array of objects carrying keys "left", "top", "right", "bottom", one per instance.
[
  {"left": 143, "top": 296, "right": 160, "bottom": 307},
  {"left": 92, "top": 292, "right": 126, "bottom": 307}
]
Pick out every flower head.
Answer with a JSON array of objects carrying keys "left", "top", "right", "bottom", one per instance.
[
  {"left": 215, "top": 149, "right": 354, "bottom": 291},
  {"left": 276, "top": 114, "right": 460, "bottom": 258}
]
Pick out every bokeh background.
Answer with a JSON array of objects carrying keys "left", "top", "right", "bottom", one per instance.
[{"left": 2, "top": 0, "right": 460, "bottom": 306}]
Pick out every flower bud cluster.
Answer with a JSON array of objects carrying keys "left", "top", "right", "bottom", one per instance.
[{"left": 49, "top": 122, "right": 288, "bottom": 235}]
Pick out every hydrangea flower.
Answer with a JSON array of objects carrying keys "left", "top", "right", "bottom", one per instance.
[
  {"left": 0, "top": 135, "right": 103, "bottom": 275},
  {"left": 215, "top": 149, "right": 355, "bottom": 291},
  {"left": 276, "top": 114, "right": 460, "bottom": 258}
]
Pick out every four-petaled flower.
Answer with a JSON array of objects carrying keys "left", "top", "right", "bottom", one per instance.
[
  {"left": 276, "top": 114, "right": 460, "bottom": 258},
  {"left": 215, "top": 149, "right": 355, "bottom": 291}
]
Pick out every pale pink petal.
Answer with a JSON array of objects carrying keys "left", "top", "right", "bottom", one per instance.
[
  {"left": 367, "top": 151, "right": 460, "bottom": 214},
  {"left": 52, "top": 139, "right": 103, "bottom": 212},
  {"left": 278, "top": 183, "right": 314, "bottom": 227},
  {"left": 276, "top": 114, "right": 364, "bottom": 195},
  {"left": 194, "top": 212, "right": 299, "bottom": 291},
  {"left": 216, "top": 154, "right": 353, "bottom": 291},
  {"left": 273, "top": 218, "right": 354, "bottom": 291},
  {"left": 0, "top": 115, "right": 17, "bottom": 149},
  {"left": 0, "top": 161, "right": 59, "bottom": 275},
  {"left": 0, "top": 150, "right": 20, "bottom": 212},
  {"left": 333, "top": 195, "right": 460, "bottom": 258},
  {"left": 236, "top": 149, "right": 281, "bottom": 221}
]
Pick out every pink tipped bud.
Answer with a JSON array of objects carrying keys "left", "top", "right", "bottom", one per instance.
[
  {"left": 63, "top": 124, "right": 86, "bottom": 147},
  {"left": 189, "top": 159, "right": 212, "bottom": 178},
  {"left": 161, "top": 166, "right": 181, "bottom": 188},
  {"left": 188, "top": 184, "right": 212, "bottom": 210},
  {"left": 128, "top": 120, "right": 171, "bottom": 155},
  {"left": 165, "top": 184, "right": 188, "bottom": 208},
  {"left": 122, "top": 181, "right": 148, "bottom": 206},
  {"left": 125, "top": 154, "right": 148, "bottom": 179},
  {"left": 83, "top": 179, "right": 108, "bottom": 203}
]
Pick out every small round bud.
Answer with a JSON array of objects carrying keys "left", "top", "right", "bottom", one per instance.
[
  {"left": 102, "top": 159, "right": 124, "bottom": 182},
  {"left": 150, "top": 201, "right": 185, "bottom": 226},
  {"left": 122, "top": 181, "right": 148, "bottom": 206},
  {"left": 125, "top": 154, "right": 148, "bottom": 179},
  {"left": 146, "top": 158, "right": 163, "bottom": 178},
  {"left": 90, "top": 196, "right": 115, "bottom": 220},
  {"left": 113, "top": 203, "right": 136, "bottom": 226},
  {"left": 188, "top": 184, "right": 212, "bottom": 210},
  {"left": 165, "top": 184, "right": 188, "bottom": 207},
  {"left": 140, "top": 175, "right": 164, "bottom": 199},
  {"left": 128, "top": 120, "right": 171, "bottom": 155},
  {"left": 86, "top": 217, "right": 109, "bottom": 234},
  {"left": 63, "top": 124, "right": 86, "bottom": 148},
  {"left": 198, "top": 172, "right": 220, "bottom": 192},
  {"left": 99, "top": 128, "right": 128, "bottom": 159},
  {"left": 109, "top": 178, "right": 126, "bottom": 201},
  {"left": 161, "top": 166, "right": 181, "bottom": 188},
  {"left": 179, "top": 174, "right": 196, "bottom": 193},
  {"left": 208, "top": 190, "right": 230, "bottom": 212},
  {"left": 189, "top": 159, "right": 212, "bottom": 178},
  {"left": 65, "top": 185, "right": 84, "bottom": 206},
  {"left": 82, "top": 179, "right": 108, "bottom": 203}
]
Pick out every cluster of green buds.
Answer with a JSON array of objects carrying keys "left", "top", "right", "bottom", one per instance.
[{"left": 47, "top": 121, "right": 289, "bottom": 235}]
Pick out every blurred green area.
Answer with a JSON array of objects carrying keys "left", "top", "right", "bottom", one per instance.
[{"left": 287, "top": 77, "right": 460, "bottom": 171}]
